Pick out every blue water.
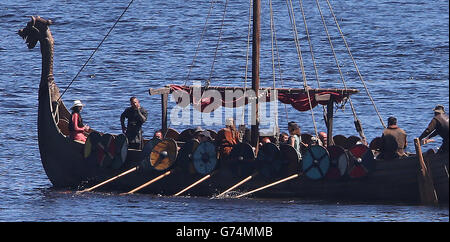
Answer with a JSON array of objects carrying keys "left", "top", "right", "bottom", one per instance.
[{"left": 0, "top": 0, "right": 448, "bottom": 222}]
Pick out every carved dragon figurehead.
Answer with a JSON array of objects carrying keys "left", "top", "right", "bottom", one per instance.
[
  {"left": 18, "top": 16, "right": 62, "bottom": 108},
  {"left": 18, "top": 16, "right": 53, "bottom": 49}
]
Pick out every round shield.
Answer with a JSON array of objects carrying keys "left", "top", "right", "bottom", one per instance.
[
  {"left": 193, "top": 141, "right": 218, "bottom": 175},
  {"left": 84, "top": 131, "right": 102, "bottom": 159},
  {"left": 257, "top": 143, "right": 281, "bottom": 178},
  {"left": 325, "top": 145, "right": 348, "bottom": 179},
  {"left": 140, "top": 137, "right": 161, "bottom": 170},
  {"left": 150, "top": 138, "right": 178, "bottom": 171},
  {"left": 333, "top": 135, "right": 347, "bottom": 148},
  {"left": 164, "top": 128, "right": 180, "bottom": 140},
  {"left": 279, "top": 144, "right": 301, "bottom": 176},
  {"left": 229, "top": 142, "right": 255, "bottom": 162},
  {"left": 110, "top": 134, "right": 128, "bottom": 169},
  {"left": 302, "top": 145, "right": 330, "bottom": 180},
  {"left": 346, "top": 136, "right": 361, "bottom": 149},
  {"left": 176, "top": 139, "right": 200, "bottom": 173},
  {"left": 97, "top": 133, "right": 116, "bottom": 168},
  {"left": 347, "top": 144, "right": 375, "bottom": 178},
  {"left": 228, "top": 142, "right": 256, "bottom": 177},
  {"left": 177, "top": 128, "right": 195, "bottom": 142}
]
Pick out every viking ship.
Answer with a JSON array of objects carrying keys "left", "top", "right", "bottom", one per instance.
[{"left": 18, "top": 0, "right": 448, "bottom": 205}]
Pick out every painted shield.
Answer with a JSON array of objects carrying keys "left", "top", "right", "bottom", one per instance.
[
  {"left": 302, "top": 145, "right": 330, "bottom": 180},
  {"left": 279, "top": 144, "right": 300, "bottom": 172},
  {"left": 164, "top": 128, "right": 180, "bottom": 140},
  {"left": 84, "top": 131, "right": 102, "bottom": 159},
  {"left": 140, "top": 137, "right": 161, "bottom": 170},
  {"left": 229, "top": 142, "right": 255, "bottom": 162},
  {"left": 110, "top": 134, "right": 128, "bottom": 169},
  {"left": 150, "top": 138, "right": 178, "bottom": 171},
  {"left": 347, "top": 144, "right": 375, "bottom": 178},
  {"left": 192, "top": 141, "right": 218, "bottom": 175},
  {"left": 229, "top": 142, "right": 256, "bottom": 177},
  {"left": 97, "top": 133, "right": 116, "bottom": 168},
  {"left": 325, "top": 145, "right": 348, "bottom": 179},
  {"left": 257, "top": 143, "right": 281, "bottom": 179}
]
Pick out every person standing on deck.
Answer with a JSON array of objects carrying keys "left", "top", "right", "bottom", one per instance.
[
  {"left": 69, "top": 100, "right": 90, "bottom": 143},
  {"left": 288, "top": 121, "right": 302, "bottom": 160},
  {"left": 419, "top": 105, "right": 449, "bottom": 153},
  {"left": 121, "top": 97, "right": 148, "bottom": 150},
  {"left": 379, "top": 116, "right": 408, "bottom": 160}
]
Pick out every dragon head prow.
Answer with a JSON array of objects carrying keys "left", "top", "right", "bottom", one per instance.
[{"left": 18, "top": 16, "right": 53, "bottom": 49}]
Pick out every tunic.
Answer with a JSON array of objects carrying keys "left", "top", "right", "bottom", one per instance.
[
  {"left": 69, "top": 112, "right": 87, "bottom": 142},
  {"left": 120, "top": 107, "right": 148, "bottom": 148},
  {"left": 419, "top": 113, "right": 449, "bottom": 153},
  {"left": 216, "top": 127, "right": 240, "bottom": 159},
  {"left": 380, "top": 125, "right": 407, "bottom": 159}
]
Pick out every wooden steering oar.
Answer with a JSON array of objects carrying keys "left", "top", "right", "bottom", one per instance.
[
  {"left": 235, "top": 173, "right": 301, "bottom": 198},
  {"left": 215, "top": 172, "right": 258, "bottom": 198},
  {"left": 124, "top": 170, "right": 173, "bottom": 194},
  {"left": 78, "top": 166, "right": 138, "bottom": 193}
]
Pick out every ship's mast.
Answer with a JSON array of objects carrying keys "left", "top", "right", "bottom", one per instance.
[{"left": 251, "top": 0, "right": 260, "bottom": 150}]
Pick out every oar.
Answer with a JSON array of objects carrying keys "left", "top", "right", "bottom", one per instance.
[
  {"left": 77, "top": 167, "right": 138, "bottom": 193},
  {"left": 215, "top": 172, "right": 258, "bottom": 198},
  {"left": 235, "top": 173, "right": 300, "bottom": 198},
  {"left": 124, "top": 170, "right": 173, "bottom": 194},
  {"left": 173, "top": 173, "right": 212, "bottom": 197}
]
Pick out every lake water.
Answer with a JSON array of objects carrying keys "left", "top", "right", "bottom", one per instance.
[{"left": 0, "top": 0, "right": 448, "bottom": 222}]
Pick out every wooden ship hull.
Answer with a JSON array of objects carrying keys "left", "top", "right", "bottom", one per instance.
[{"left": 40, "top": 79, "right": 449, "bottom": 203}]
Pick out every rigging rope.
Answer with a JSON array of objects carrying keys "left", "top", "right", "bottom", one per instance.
[
  {"left": 185, "top": 0, "right": 217, "bottom": 86},
  {"left": 241, "top": 0, "right": 253, "bottom": 126},
  {"left": 57, "top": 0, "right": 135, "bottom": 102},
  {"left": 315, "top": 0, "right": 366, "bottom": 141},
  {"left": 298, "top": 0, "right": 328, "bottom": 128},
  {"left": 285, "top": 0, "right": 319, "bottom": 137},
  {"left": 269, "top": 0, "right": 279, "bottom": 135},
  {"left": 324, "top": 0, "right": 386, "bottom": 128},
  {"left": 207, "top": 0, "right": 229, "bottom": 88},
  {"left": 270, "top": 4, "right": 290, "bottom": 123}
]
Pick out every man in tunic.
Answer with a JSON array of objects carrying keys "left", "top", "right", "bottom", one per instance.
[
  {"left": 121, "top": 97, "right": 148, "bottom": 149},
  {"left": 379, "top": 116, "right": 408, "bottom": 160},
  {"left": 216, "top": 118, "right": 240, "bottom": 160},
  {"left": 419, "top": 105, "right": 449, "bottom": 153}
]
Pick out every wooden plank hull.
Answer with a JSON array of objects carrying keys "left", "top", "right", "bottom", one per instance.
[{"left": 39, "top": 84, "right": 449, "bottom": 204}]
